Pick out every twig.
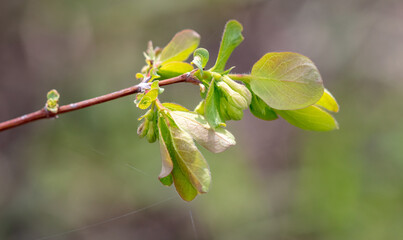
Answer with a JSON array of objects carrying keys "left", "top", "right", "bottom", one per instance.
[{"left": 0, "top": 72, "right": 200, "bottom": 132}]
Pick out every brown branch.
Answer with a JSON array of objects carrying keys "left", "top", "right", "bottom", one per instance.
[{"left": 0, "top": 72, "right": 200, "bottom": 132}]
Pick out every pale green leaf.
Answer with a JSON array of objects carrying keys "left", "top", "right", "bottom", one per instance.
[
  {"left": 169, "top": 121, "right": 211, "bottom": 193},
  {"left": 170, "top": 111, "right": 236, "bottom": 153},
  {"left": 158, "top": 61, "right": 194, "bottom": 79},
  {"left": 276, "top": 106, "right": 339, "bottom": 131},
  {"left": 210, "top": 20, "right": 244, "bottom": 73},
  {"left": 158, "top": 115, "right": 198, "bottom": 201},
  {"left": 250, "top": 52, "right": 324, "bottom": 110},
  {"left": 315, "top": 88, "right": 339, "bottom": 112},
  {"left": 159, "top": 30, "right": 200, "bottom": 64}
]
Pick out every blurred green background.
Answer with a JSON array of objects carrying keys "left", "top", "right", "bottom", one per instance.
[{"left": 1, "top": 0, "right": 403, "bottom": 239}]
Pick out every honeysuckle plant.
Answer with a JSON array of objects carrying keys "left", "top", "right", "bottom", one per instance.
[
  {"left": 0, "top": 20, "right": 339, "bottom": 201},
  {"left": 134, "top": 20, "right": 338, "bottom": 201}
]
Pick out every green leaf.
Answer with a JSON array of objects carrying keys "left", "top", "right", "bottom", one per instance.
[
  {"left": 192, "top": 48, "right": 209, "bottom": 72},
  {"left": 168, "top": 119, "right": 211, "bottom": 193},
  {"left": 205, "top": 78, "right": 224, "bottom": 128},
  {"left": 159, "top": 113, "right": 211, "bottom": 200},
  {"left": 275, "top": 106, "right": 338, "bottom": 131},
  {"left": 137, "top": 89, "right": 159, "bottom": 109},
  {"left": 159, "top": 29, "right": 200, "bottom": 64},
  {"left": 150, "top": 80, "right": 159, "bottom": 89},
  {"left": 210, "top": 20, "right": 244, "bottom": 72},
  {"left": 158, "top": 115, "right": 198, "bottom": 201},
  {"left": 157, "top": 61, "right": 194, "bottom": 79},
  {"left": 250, "top": 52, "right": 324, "bottom": 110},
  {"left": 162, "top": 102, "right": 189, "bottom": 112},
  {"left": 315, "top": 88, "right": 339, "bottom": 112},
  {"left": 170, "top": 111, "right": 236, "bottom": 153},
  {"left": 246, "top": 84, "right": 278, "bottom": 121},
  {"left": 159, "top": 174, "right": 173, "bottom": 186}
]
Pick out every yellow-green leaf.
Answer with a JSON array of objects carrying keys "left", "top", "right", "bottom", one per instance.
[
  {"left": 158, "top": 61, "right": 193, "bottom": 79},
  {"left": 315, "top": 88, "right": 339, "bottom": 112},
  {"left": 158, "top": 115, "right": 198, "bottom": 201},
  {"left": 159, "top": 30, "right": 200, "bottom": 64},
  {"left": 169, "top": 121, "right": 211, "bottom": 193},
  {"left": 137, "top": 89, "right": 159, "bottom": 109},
  {"left": 250, "top": 52, "right": 324, "bottom": 110},
  {"left": 276, "top": 105, "right": 338, "bottom": 131},
  {"left": 170, "top": 111, "right": 236, "bottom": 153},
  {"left": 162, "top": 103, "right": 189, "bottom": 112}
]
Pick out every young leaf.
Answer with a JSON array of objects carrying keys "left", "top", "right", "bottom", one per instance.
[
  {"left": 137, "top": 89, "right": 159, "bottom": 109},
  {"left": 158, "top": 61, "right": 194, "bottom": 79},
  {"left": 159, "top": 174, "right": 173, "bottom": 186},
  {"left": 170, "top": 111, "right": 236, "bottom": 153},
  {"left": 47, "top": 89, "right": 60, "bottom": 101},
  {"left": 210, "top": 20, "right": 244, "bottom": 73},
  {"left": 275, "top": 106, "right": 338, "bottom": 131},
  {"left": 250, "top": 52, "right": 324, "bottom": 110},
  {"left": 46, "top": 89, "right": 60, "bottom": 113},
  {"left": 158, "top": 115, "right": 198, "bottom": 201},
  {"left": 159, "top": 30, "right": 200, "bottom": 64},
  {"left": 158, "top": 122, "right": 174, "bottom": 181},
  {"left": 315, "top": 88, "right": 339, "bottom": 112},
  {"left": 192, "top": 48, "right": 209, "bottom": 73},
  {"left": 248, "top": 87, "right": 278, "bottom": 121},
  {"left": 204, "top": 78, "right": 224, "bottom": 128},
  {"left": 162, "top": 102, "right": 189, "bottom": 112},
  {"left": 169, "top": 121, "right": 211, "bottom": 193}
]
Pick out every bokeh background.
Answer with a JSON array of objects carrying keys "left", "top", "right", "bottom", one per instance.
[{"left": 1, "top": 0, "right": 403, "bottom": 239}]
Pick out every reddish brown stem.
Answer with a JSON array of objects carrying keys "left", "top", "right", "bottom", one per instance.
[{"left": 0, "top": 72, "right": 200, "bottom": 132}]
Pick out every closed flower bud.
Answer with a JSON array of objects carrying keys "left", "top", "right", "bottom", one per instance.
[
  {"left": 137, "top": 120, "right": 149, "bottom": 138},
  {"left": 222, "top": 75, "right": 252, "bottom": 105},
  {"left": 226, "top": 103, "right": 244, "bottom": 121},
  {"left": 146, "top": 109, "right": 154, "bottom": 121},
  {"left": 217, "top": 81, "right": 248, "bottom": 109},
  {"left": 219, "top": 97, "right": 230, "bottom": 121},
  {"left": 146, "top": 121, "right": 157, "bottom": 143}
]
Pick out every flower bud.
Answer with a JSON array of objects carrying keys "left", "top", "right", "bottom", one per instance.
[
  {"left": 146, "top": 109, "right": 154, "bottom": 121},
  {"left": 146, "top": 120, "right": 157, "bottom": 143},
  {"left": 217, "top": 81, "right": 248, "bottom": 109},
  {"left": 226, "top": 103, "right": 244, "bottom": 121},
  {"left": 222, "top": 75, "right": 252, "bottom": 105},
  {"left": 219, "top": 97, "right": 230, "bottom": 121},
  {"left": 137, "top": 120, "right": 149, "bottom": 138}
]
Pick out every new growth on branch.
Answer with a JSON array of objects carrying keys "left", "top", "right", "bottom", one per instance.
[{"left": 0, "top": 20, "right": 339, "bottom": 201}]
